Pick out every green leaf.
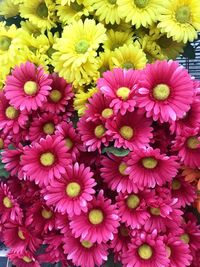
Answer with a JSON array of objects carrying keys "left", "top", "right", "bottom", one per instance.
[
  {"left": 182, "top": 43, "right": 196, "bottom": 59},
  {"left": 102, "top": 147, "right": 130, "bottom": 157},
  {"left": 0, "top": 151, "right": 9, "bottom": 179}
]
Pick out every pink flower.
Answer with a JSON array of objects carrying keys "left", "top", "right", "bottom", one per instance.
[
  {"left": 137, "top": 60, "right": 194, "bottom": 122},
  {"left": 8, "top": 251, "right": 40, "bottom": 267},
  {"left": 70, "top": 190, "right": 119, "bottom": 243},
  {"left": 4, "top": 61, "right": 52, "bottom": 112},
  {"left": 127, "top": 147, "right": 179, "bottom": 188},
  {"left": 106, "top": 110, "right": 153, "bottom": 150},
  {"left": 97, "top": 68, "right": 139, "bottom": 115},
  {"left": 63, "top": 234, "right": 108, "bottom": 267},
  {"left": 43, "top": 163, "right": 96, "bottom": 215},
  {"left": 21, "top": 135, "right": 71, "bottom": 186}
]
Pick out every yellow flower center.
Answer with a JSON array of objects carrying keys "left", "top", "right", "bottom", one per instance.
[
  {"left": 36, "top": 2, "right": 48, "bottom": 18},
  {"left": 101, "top": 108, "right": 113, "bottom": 119},
  {"left": 66, "top": 182, "right": 81, "bottom": 198},
  {"left": 119, "top": 126, "right": 134, "bottom": 140},
  {"left": 0, "top": 138, "right": 4, "bottom": 149},
  {"left": 150, "top": 207, "right": 160, "bottom": 216},
  {"left": 43, "top": 122, "right": 55, "bottom": 135},
  {"left": 123, "top": 62, "right": 134, "bottom": 69},
  {"left": 116, "top": 87, "right": 130, "bottom": 100},
  {"left": 166, "top": 246, "right": 172, "bottom": 258},
  {"left": 41, "top": 209, "right": 53, "bottom": 219},
  {"left": 65, "top": 138, "right": 73, "bottom": 149},
  {"left": 138, "top": 244, "right": 153, "bottom": 260},
  {"left": 24, "top": 81, "right": 38, "bottom": 96},
  {"left": 18, "top": 230, "right": 26, "bottom": 240},
  {"left": 118, "top": 162, "right": 128, "bottom": 176},
  {"left": 134, "top": 0, "right": 149, "bottom": 8},
  {"left": 172, "top": 179, "right": 181, "bottom": 190},
  {"left": 3, "top": 196, "right": 12, "bottom": 208},
  {"left": 142, "top": 157, "right": 158, "bottom": 169},
  {"left": 40, "top": 152, "right": 55, "bottom": 167},
  {"left": 187, "top": 136, "right": 200, "bottom": 149},
  {"left": 75, "top": 40, "right": 89, "bottom": 54},
  {"left": 81, "top": 240, "right": 93, "bottom": 248},
  {"left": 94, "top": 125, "right": 106, "bottom": 138},
  {"left": 71, "top": 1, "right": 84, "bottom": 11},
  {"left": 126, "top": 194, "right": 140, "bottom": 209},
  {"left": 180, "top": 233, "right": 190, "bottom": 244},
  {"left": 120, "top": 226, "right": 129, "bottom": 237},
  {"left": 0, "top": 36, "right": 11, "bottom": 51},
  {"left": 88, "top": 209, "right": 104, "bottom": 225},
  {"left": 176, "top": 6, "right": 190, "bottom": 24},
  {"left": 23, "top": 256, "right": 32, "bottom": 263},
  {"left": 49, "top": 90, "right": 62, "bottom": 102},
  {"left": 153, "top": 84, "right": 170, "bottom": 101},
  {"left": 5, "top": 106, "right": 19, "bottom": 120},
  {"left": 108, "top": 0, "right": 117, "bottom": 4}
]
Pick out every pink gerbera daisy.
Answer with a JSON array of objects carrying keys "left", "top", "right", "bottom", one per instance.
[
  {"left": 42, "top": 73, "right": 73, "bottom": 114},
  {"left": 0, "top": 92, "right": 28, "bottom": 134},
  {"left": 137, "top": 60, "right": 194, "bottom": 122},
  {"left": 121, "top": 230, "right": 169, "bottom": 267},
  {"left": 63, "top": 233, "right": 108, "bottom": 267},
  {"left": 8, "top": 251, "right": 40, "bottom": 267},
  {"left": 97, "top": 68, "right": 140, "bottom": 115},
  {"left": 43, "top": 163, "right": 96, "bottom": 215},
  {"left": 116, "top": 190, "right": 153, "bottom": 229},
  {"left": 70, "top": 190, "right": 119, "bottom": 244},
  {"left": 0, "top": 182, "right": 22, "bottom": 223},
  {"left": 55, "top": 121, "right": 83, "bottom": 161},
  {"left": 21, "top": 135, "right": 71, "bottom": 186},
  {"left": 127, "top": 147, "right": 179, "bottom": 188},
  {"left": 4, "top": 61, "right": 52, "bottom": 112},
  {"left": 106, "top": 110, "right": 153, "bottom": 150},
  {"left": 172, "top": 127, "right": 200, "bottom": 168},
  {"left": 78, "top": 116, "right": 111, "bottom": 152}
]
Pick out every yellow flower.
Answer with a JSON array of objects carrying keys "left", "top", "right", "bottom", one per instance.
[
  {"left": 103, "top": 29, "right": 133, "bottom": 51},
  {"left": 97, "top": 51, "right": 113, "bottom": 77},
  {"left": 118, "top": 0, "right": 164, "bottom": 28},
  {"left": 0, "top": 0, "right": 19, "bottom": 18},
  {"left": 20, "top": 21, "right": 43, "bottom": 36},
  {"left": 19, "top": 0, "right": 56, "bottom": 30},
  {"left": 61, "top": 0, "right": 75, "bottom": 5},
  {"left": 158, "top": 0, "right": 200, "bottom": 43},
  {"left": 105, "top": 21, "right": 132, "bottom": 32},
  {"left": 110, "top": 44, "right": 147, "bottom": 70}
]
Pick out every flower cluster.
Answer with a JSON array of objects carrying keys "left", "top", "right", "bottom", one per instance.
[{"left": 0, "top": 60, "right": 200, "bottom": 267}]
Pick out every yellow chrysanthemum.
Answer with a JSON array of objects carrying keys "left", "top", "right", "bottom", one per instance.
[
  {"left": 19, "top": 0, "right": 56, "bottom": 30},
  {"left": 158, "top": 0, "right": 200, "bottom": 43},
  {"left": 105, "top": 21, "right": 132, "bottom": 32},
  {"left": 103, "top": 30, "right": 133, "bottom": 51},
  {"left": 74, "top": 87, "right": 98, "bottom": 116},
  {"left": 11, "top": 0, "right": 23, "bottom": 4},
  {"left": 53, "top": 19, "right": 106, "bottom": 86},
  {"left": 118, "top": 0, "right": 164, "bottom": 28},
  {"left": 20, "top": 21, "right": 42, "bottom": 36},
  {"left": 61, "top": 0, "right": 75, "bottom": 5},
  {"left": 97, "top": 51, "right": 113, "bottom": 77},
  {"left": 0, "top": 0, "right": 19, "bottom": 18},
  {"left": 56, "top": 0, "right": 91, "bottom": 24},
  {"left": 85, "top": 0, "right": 121, "bottom": 24},
  {"left": 110, "top": 44, "right": 147, "bottom": 70}
]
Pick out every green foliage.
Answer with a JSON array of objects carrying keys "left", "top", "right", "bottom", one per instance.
[{"left": 102, "top": 147, "right": 130, "bottom": 157}]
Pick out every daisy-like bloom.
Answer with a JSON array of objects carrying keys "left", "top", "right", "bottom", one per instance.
[
  {"left": 70, "top": 190, "right": 119, "bottom": 244},
  {"left": 121, "top": 230, "right": 169, "bottom": 267},
  {"left": 4, "top": 61, "right": 52, "bottom": 112},
  {"left": 0, "top": 93, "right": 28, "bottom": 135},
  {"left": 55, "top": 121, "right": 83, "bottom": 161},
  {"left": 97, "top": 68, "right": 140, "bottom": 115},
  {"left": 116, "top": 190, "right": 153, "bottom": 229},
  {"left": 106, "top": 110, "right": 153, "bottom": 150},
  {"left": 172, "top": 127, "right": 200, "bottom": 168},
  {"left": 182, "top": 167, "right": 200, "bottom": 190},
  {"left": 101, "top": 154, "right": 141, "bottom": 193},
  {"left": 0, "top": 182, "right": 22, "bottom": 223},
  {"left": 19, "top": 0, "right": 56, "bottom": 30},
  {"left": 171, "top": 175, "right": 196, "bottom": 208},
  {"left": 8, "top": 251, "right": 40, "bottom": 267},
  {"left": 21, "top": 135, "right": 71, "bottom": 186},
  {"left": 164, "top": 234, "right": 192, "bottom": 267},
  {"left": 103, "top": 30, "right": 133, "bottom": 51},
  {"left": 0, "top": 0, "right": 19, "bottom": 18},
  {"left": 43, "top": 163, "right": 96, "bottom": 215},
  {"left": 158, "top": 0, "right": 200, "bottom": 43},
  {"left": 127, "top": 147, "right": 179, "bottom": 188},
  {"left": 137, "top": 60, "right": 195, "bottom": 122},
  {"left": 42, "top": 73, "right": 73, "bottom": 114},
  {"left": 110, "top": 44, "right": 147, "bottom": 70},
  {"left": 78, "top": 116, "right": 110, "bottom": 152},
  {"left": 29, "top": 113, "right": 62, "bottom": 142},
  {"left": 63, "top": 234, "right": 108, "bottom": 267},
  {"left": 97, "top": 51, "right": 112, "bottom": 77},
  {"left": 118, "top": 0, "right": 164, "bottom": 28}
]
